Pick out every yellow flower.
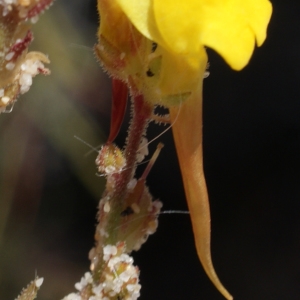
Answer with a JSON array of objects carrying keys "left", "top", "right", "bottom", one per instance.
[
  {"left": 97, "top": 1, "right": 272, "bottom": 299},
  {"left": 115, "top": 0, "right": 272, "bottom": 70}
]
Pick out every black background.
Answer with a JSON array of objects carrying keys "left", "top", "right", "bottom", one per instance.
[{"left": 0, "top": 1, "right": 299, "bottom": 299}]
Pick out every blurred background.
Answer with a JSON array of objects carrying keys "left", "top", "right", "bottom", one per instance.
[{"left": 0, "top": 0, "right": 300, "bottom": 299}]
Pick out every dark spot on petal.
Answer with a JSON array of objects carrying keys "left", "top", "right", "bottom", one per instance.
[
  {"left": 146, "top": 69, "right": 154, "bottom": 77},
  {"left": 151, "top": 42, "right": 158, "bottom": 52}
]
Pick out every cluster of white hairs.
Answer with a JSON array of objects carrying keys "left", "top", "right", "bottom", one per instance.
[
  {"left": 18, "top": 53, "right": 49, "bottom": 93},
  {"left": 0, "top": 52, "right": 49, "bottom": 113},
  {"left": 96, "top": 144, "right": 126, "bottom": 176},
  {"left": 0, "top": 0, "right": 42, "bottom": 22},
  {"left": 136, "top": 137, "right": 149, "bottom": 163},
  {"left": 0, "top": 0, "right": 19, "bottom": 15},
  {"left": 15, "top": 277, "right": 44, "bottom": 300},
  {"left": 204, "top": 62, "right": 210, "bottom": 78},
  {"left": 1, "top": 0, "right": 26, "bottom": 17},
  {"left": 63, "top": 245, "right": 141, "bottom": 300}
]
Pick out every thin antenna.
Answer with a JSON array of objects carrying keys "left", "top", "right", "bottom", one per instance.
[
  {"left": 112, "top": 209, "right": 190, "bottom": 231},
  {"left": 2, "top": 102, "right": 15, "bottom": 113},
  {"left": 160, "top": 210, "right": 189, "bottom": 214},
  {"left": 140, "top": 142, "right": 164, "bottom": 180},
  {"left": 74, "top": 135, "right": 100, "bottom": 153},
  {"left": 84, "top": 145, "right": 102, "bottom": 157},
  {"left": 69, "top": 43, "right": 93, "bottom": 52}
]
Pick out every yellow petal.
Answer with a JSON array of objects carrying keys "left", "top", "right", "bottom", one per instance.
[
  {"left": 158, "top": 49, "right": 202, "bottom": 96},
  {"left": 116, "top": 0, "right": 272, "bottom": 70},
  {"left": 169, "top": 52, "right": 232, "bottom": 300},
  {"left": 114, "top": 0, "right": 164, "bottom": 44},
  {"left": 97, "top": 0, "right": 143, "bottom": 54},
  {"left": 154, "top": 0, "right": 272, "bottom": 70}
]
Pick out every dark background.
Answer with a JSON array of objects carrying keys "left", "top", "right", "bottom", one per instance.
[{"left": 0, "top": 1, "right": 299, "bottom": 299}]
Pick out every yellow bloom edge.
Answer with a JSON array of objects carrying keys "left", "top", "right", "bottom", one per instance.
[{"left": 115, "top": 0, "right": 272, "bottom": 71}]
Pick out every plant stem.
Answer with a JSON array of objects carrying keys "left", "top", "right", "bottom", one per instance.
[{"left": 92, "top": 94, "right": 152, "bottom": 280}]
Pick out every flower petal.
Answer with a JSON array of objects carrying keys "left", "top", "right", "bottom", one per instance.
[
  {"left": 157, "top": 48, "right": 203, "bottom": 96},
  {"left": 114, "top": 0, "right": 163, "bottom": 44},
  {"left": 154, "top": 0, "right": 272, "bottom": 70},
  {"left": 116, "top": 0, "right": 272, "bottom": 70}
]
